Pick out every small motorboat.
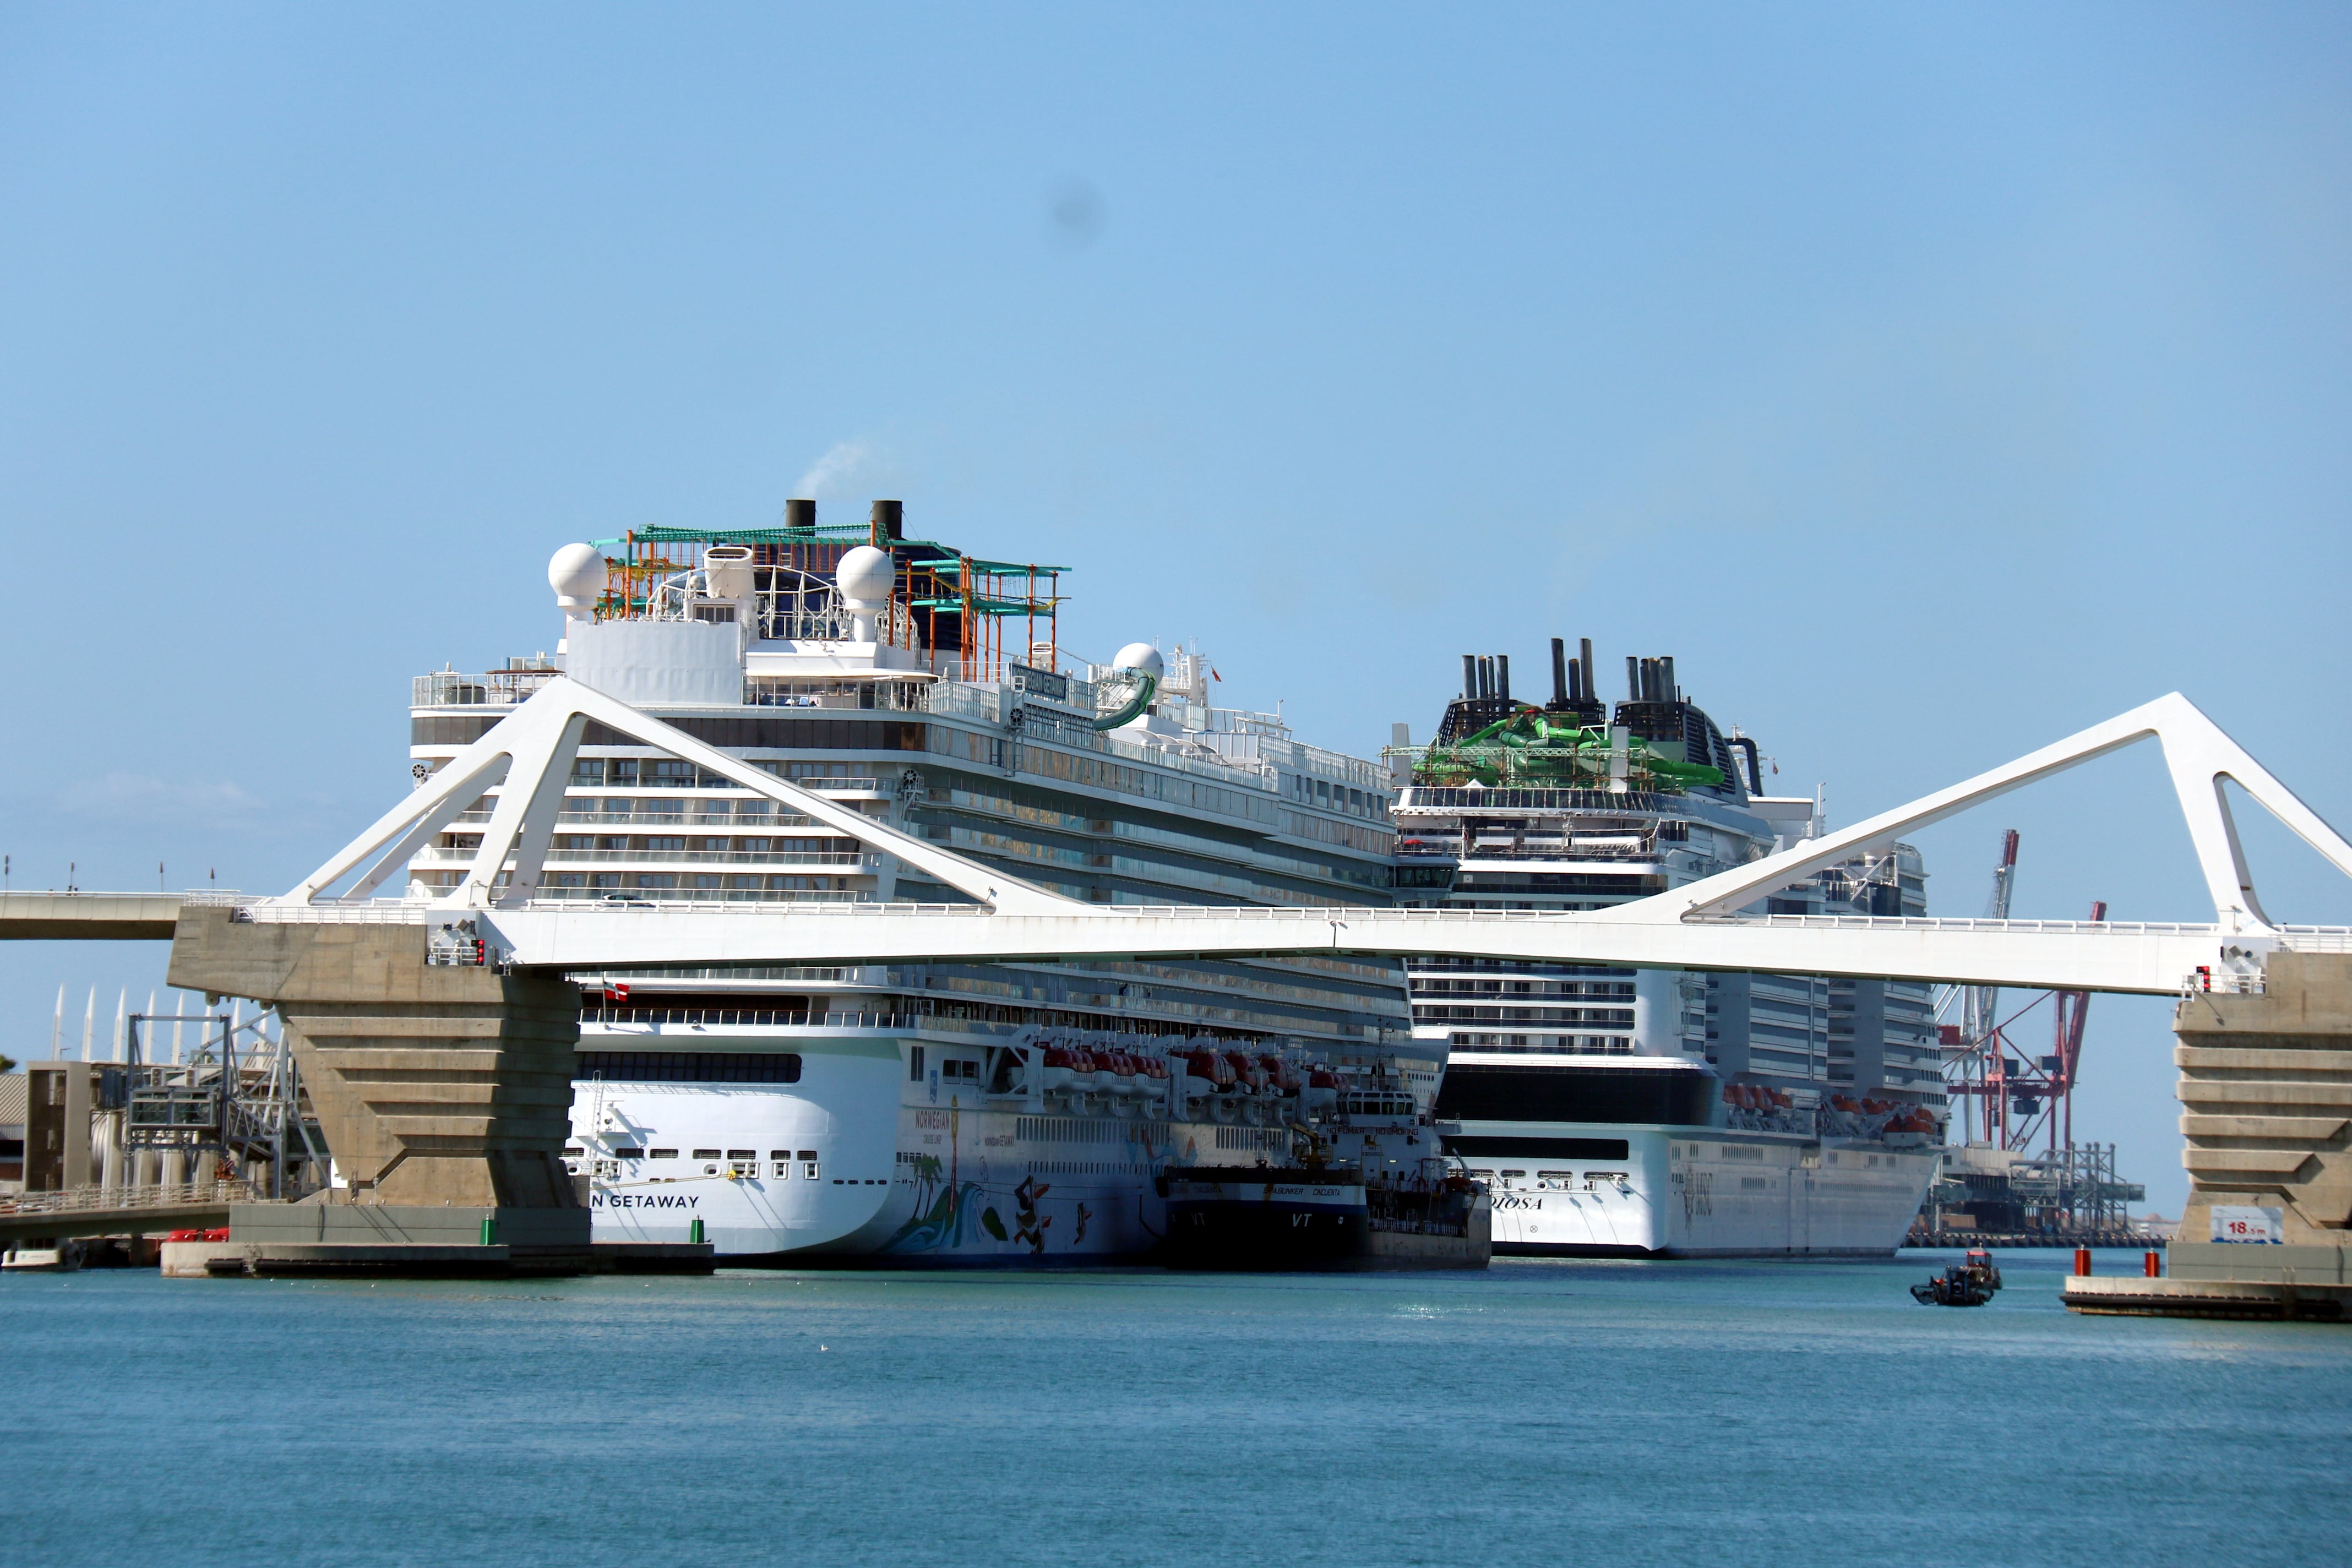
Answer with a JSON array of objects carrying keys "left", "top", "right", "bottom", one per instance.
[{"left": 1910, "top": 1249, "right": 2002, "bottom": 1307}]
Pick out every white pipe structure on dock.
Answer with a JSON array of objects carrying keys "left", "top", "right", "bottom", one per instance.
[{"left": 203, "top": 678, "right": 2352, "bottom": 996}]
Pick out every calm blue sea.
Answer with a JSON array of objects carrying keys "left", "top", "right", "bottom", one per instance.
[{"left": 5, "top": 1248, "right": 2346, "bottom": 1567}]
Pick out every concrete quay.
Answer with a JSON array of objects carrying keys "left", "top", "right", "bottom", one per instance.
[
  {"left": 2064, "top": 1270, "right": 2350, "bottom": 1320},
  {"left": 160, "top": 1203, "right": 712, "bottom": 1277}
]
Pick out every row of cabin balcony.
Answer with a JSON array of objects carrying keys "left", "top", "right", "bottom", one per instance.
[
  {"left": 413, "top": 668, "right": 1392, "bottom": 812},
  {"left": 418, "top": 843, "right": 876, "bottom": 869},
  {"left": 407, "top": 869, "right": 867, "bottom": 899}
]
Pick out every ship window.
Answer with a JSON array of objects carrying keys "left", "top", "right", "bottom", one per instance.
[
  {"left": 1537, "top": 1169, "right": 1572, "bottom": 1179},
  {"left": 909, "top": 1046, "right": 926, "bottom": 1082},
  {"left": 770, "top": 1150, "right": 793, "bottom": 1159},
  {"left": 562, "top": 1147, "right": 583, "bottom": 1158},
  {"left": 797, "top": 1150, "right": 818, "bottom": 1161},
  {"left": 612, "top": 1147, "right": 643, "bottom": 1159},
  {"left": 649, "top": 1149, "right": 677, "bottom": 1159},
  {"left": 726, "top": 1149, "right": 755, "bottom": 1160},
  {"left": 1500, "top": 1169, "right": 1526, "bottom": 1178},
  {"left": 693, "top": 1148, "right": 722, "bottom": 1159},
  {"left": 771, "top": 1162, "right": 792, "bottom": 1178}
]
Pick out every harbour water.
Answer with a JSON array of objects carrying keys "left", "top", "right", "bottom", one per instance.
[{"left": 6, "top": 1250, "right": 2348, "bottom": 1567}]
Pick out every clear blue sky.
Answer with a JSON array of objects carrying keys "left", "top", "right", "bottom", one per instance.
[{"left": 5, "top": 5, "right": 2349, "bottom": 1210}]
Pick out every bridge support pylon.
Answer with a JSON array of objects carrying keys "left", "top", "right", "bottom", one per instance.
[
  {"left": 165, "top": 906, "right": 592, "bottom": 1275},
  {"left": 2066, "top": 950, "right": 2352, "bottom": 1320}
]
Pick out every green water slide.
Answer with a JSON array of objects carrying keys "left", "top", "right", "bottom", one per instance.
[{"left": 1415, "top": 704, "right": 1725, "bottom": 790}]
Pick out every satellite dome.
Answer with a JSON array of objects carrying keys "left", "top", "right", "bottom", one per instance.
[
  {"left": 548, "top": 543, "right": 606, "bottom": 610},
  {"left": 1113, "top": 641, "right": 1164, "bottom": 680},
  {"left": 836, "top": 545, "right": 896, "bottom": 606}
]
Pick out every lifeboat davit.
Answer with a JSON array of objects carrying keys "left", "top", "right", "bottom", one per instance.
[
  {"left": 1177, "top": 1048, "right": 1232, "bottom": 1114},
  {"left": 1103, "top": 1050, "right": 1141, "bottom": 1096}
]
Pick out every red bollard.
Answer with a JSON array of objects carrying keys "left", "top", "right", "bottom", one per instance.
[
  {"left": 2144, "top": 1249, "right": 2162, "bottom": 1278},
  {"left": 2074, "top": 1246, "right": 2092, "bottom": 1276}
]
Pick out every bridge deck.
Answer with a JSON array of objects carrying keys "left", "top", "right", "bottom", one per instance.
[{"left": 0, "top": 891, "right": 184, "bottom": 940}]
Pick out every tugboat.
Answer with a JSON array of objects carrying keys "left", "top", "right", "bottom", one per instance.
[
  {"left": 1910, "top": 1248, "right": 2003, "bottom": 1306},
  {"left": 1158, "top": 1123, "right": 1490, "bottom": 1271}
]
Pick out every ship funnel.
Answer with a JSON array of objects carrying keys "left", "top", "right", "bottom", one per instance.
[
  {"left": 871, "top": 499, "right": 903, "bottom": 542},
  {"left": 784, "top": 498, "right": 816, "bottom": 532},
  {"left": 1550, "top": 638, "right": 1568, "bottom": 706},
  {"left": 1462, "top": 654, "right": 1477, "bottom": 700}
]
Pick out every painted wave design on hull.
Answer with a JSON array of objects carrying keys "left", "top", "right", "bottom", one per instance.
[{"left": 881, "top": 1168, "right": 1108, "bottom": 1256}]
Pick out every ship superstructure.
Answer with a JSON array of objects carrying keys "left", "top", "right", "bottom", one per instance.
[
  {"left": 1387, "top": 640, "right": 1945, "bottom": 1255},
  {"left": 404, "top": 502, "right": 1433, "bottom": 1262}
]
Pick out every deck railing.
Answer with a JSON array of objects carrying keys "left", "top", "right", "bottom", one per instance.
[{"left": 0, "top": 1179, "right": 259, "bottom": 1218}]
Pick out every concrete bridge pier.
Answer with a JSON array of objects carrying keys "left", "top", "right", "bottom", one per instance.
[
  {"left": 165, "top": 906, "right": 594, "bottom": 1276},
  {"left": 2066, "top": 950, "right": 2352, "bottom": 1320}
]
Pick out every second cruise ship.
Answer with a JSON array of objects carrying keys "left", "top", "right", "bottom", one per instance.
[{"left": 1387, "top": 640, "right": 1945, "bottom": 1256}]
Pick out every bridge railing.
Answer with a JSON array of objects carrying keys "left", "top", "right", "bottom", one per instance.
[{"left": 0, "top": 1179, "right": 258, "bottom": 1218}]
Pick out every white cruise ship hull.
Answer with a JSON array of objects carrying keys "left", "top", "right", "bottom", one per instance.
[
  {"left": 1460, "top": 1123, "right": 1936, "bottom": 1257},
  {"left": 573, "top": 1040, "right": 1294, "bottom": 1264}
]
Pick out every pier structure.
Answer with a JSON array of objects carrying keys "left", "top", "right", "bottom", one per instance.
[
  {"left": 7, "top": 682, "right": 2352, "bottom": 1299},
  {"left": 2065, "top": 949, "right": 2352, "bottom": 1319}
]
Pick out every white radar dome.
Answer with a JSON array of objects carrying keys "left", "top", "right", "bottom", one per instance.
[
  {"left": 548, "top": 543, "right": 606, "bottom": 611},
  {"left": 1113, "top": 642, "right": 1165, "bottom": 680},
  {"left": 835, "top": 545, "right": 896, "bottom": 606}
]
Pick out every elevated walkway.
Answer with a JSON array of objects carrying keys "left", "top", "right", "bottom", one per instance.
[{"left": 0, "top": 1180, "right": 255, "bottom": 1244}]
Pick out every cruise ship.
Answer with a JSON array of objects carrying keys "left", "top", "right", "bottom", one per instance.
[
  {"left": 1388, "top": 641, "right": 1945, "bottom": 1256},
  {"left": 404, "top": 502, "right": 1438, "bottom": 1263}
]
